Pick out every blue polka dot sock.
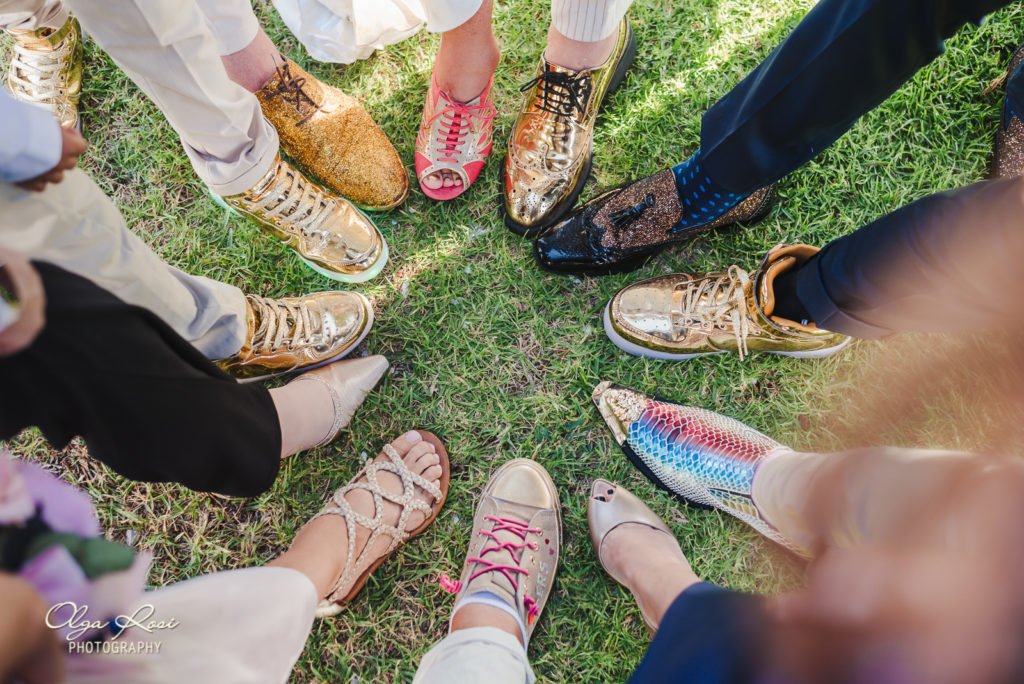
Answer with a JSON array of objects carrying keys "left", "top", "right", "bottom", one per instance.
[{"left": 670, "top": 152, "right": 746, "bottom": 234}]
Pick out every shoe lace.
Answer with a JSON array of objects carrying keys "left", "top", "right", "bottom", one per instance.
[
  {"left": 676, "top": 266, "right": 754, "bottom": 360},
  {"left": 245, "top": 163, "right": 364, "bottom": 263},
  {"left": 520, "top": 68, "right": 591, "bottom": 117},
  {"left": 246, "top": 294, "right": 320, "bottom": 354},
  {"left": 609, "top": 193, "right": 656, "bottom": 228},
  {"left": 266, "top": 58, "right": 319, "bottom": 122},
  {"left": 9, "top": 32, "right": 74, "bottom": 104},
  {"left": 438, "top": 515, "right": 542, "bottom": 624},
  {"left": 426, "top": 96, "right": 496, "bottom": 163}
]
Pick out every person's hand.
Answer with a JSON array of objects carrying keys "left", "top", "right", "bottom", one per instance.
[
  {"left": 0, "top": 247, "right": 45, "bottom": 356},
  {"left": 15, "top": 127, "right": 87, "bottom": 192},
  {"left": 0, "top": 574, "right": 66, "bottom": 684}
]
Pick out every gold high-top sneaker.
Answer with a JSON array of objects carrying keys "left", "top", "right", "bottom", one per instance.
[
  {"left": 604, "top": 244, "right": 851, "bottom": 360},
  {"left": 6, "top": 16, "right": 83, "bottom": 129},
  {"left": 256, "top": 58, "right": 408, "bottom": 211},
  {"left": 503, "top": 18, "right": 636, "bottom": 236},
  {"left": 218, "top": 291, "right": 373, "bottom": 381},
  {"left": 217, "top": 153, "right": 389, "bottom": 283}
]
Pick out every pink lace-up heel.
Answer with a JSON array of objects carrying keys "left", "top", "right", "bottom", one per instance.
[
  {"left": 438, "top": 459, "right": 562, "bottom": 642},
  {"left": 415, "top": 74, "right": 496, "bottom": 202}
]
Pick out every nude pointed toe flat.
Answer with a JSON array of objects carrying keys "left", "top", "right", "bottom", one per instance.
[{"left": 588, "top": 479, "right": 675, "bottom": 632}]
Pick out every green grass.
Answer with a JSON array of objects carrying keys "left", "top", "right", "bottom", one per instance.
[{"left": 5, "top": 1, "right": 1024, "bottom": 681}]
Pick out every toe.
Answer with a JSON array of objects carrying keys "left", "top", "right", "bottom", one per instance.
[
  {"left": 405, "top": 442, "right": 436, "bottom": 465},
  {"left": 592, "top": 479, "right": 617, "bottom": 502},
  {"left": 388, "top": 430, "right": 424, "bottom": 458},
  {"left": 442, "top": 176, "right": 454, "bottom": 188},
  {"left": 415, "top": 452, "right": 441, "bottom": 470},
  {"left": 422, "top": 464, "right": 443, "bottom": 484},
  {"left": 422, "top": 173, "right": 443, "bottom": 190}
]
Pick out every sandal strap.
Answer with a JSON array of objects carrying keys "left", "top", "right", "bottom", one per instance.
[{"left": 314, "top": 444, "right": 443, "bottom": 601}]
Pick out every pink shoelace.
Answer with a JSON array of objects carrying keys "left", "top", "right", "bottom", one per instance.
[
  {"left": 439, "top": 515, "right": 541, "bottom": 624},
  {"left": 425, "top": 96, "right": 495, "bottom": 164}
]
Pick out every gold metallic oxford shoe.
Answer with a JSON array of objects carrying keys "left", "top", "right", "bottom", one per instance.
[
  {"left": 216, "top": 153, "right": 389, "bottom": 283},
  {"left": 256, "top": 58, "right": 409, "bottom": 211},
  {"left": 604, "top": 244, "right": 851, "bottom": 360},
  {"left": 6, "top": 15, "right": 83, "bottom": 129},
  {"left": 219, "top": 291, "right": 374, "bottom": 381},
  {"left": 503, "top": 18, "right": 636, "bottom": 236}
]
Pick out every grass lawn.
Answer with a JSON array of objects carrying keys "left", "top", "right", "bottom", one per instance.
[{"left": 5, "top": 0, "right": 1024, "bottom": 681}]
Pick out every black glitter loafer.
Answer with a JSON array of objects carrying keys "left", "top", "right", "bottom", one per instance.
[
  {"left": 533, "top": 168, "right": 775, "bottom": 276},
  {"left": 992, "top": 43, "right": 1024, "bottom": 179}
]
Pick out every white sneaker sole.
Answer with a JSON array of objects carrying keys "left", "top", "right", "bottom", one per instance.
[{"left": 603, "top": 302, "right": 852, "bottom": 361}]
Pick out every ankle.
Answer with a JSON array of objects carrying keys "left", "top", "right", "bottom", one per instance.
[
  {"left": 544, "top": 25, "right": 616, "bottom": 71},
  {"left": 222, "top": 29, "right": 280, "bottom": 93},
  {"left": 451, "top": 603, "right": 524, "bottom": 643},
  {"left": 435, "top": 36, "right": 499, "bottom": 103}
]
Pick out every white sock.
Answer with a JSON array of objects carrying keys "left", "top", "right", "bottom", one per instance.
[{"left": 451, "top": 591, "right": 527, "bottom": 646}]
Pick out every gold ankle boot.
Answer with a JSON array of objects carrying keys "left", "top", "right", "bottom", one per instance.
[
  {"left": 256, "top": 58, "right": 408, "bottom": 211},
  {"left": 503, "top": 18, "right": 636, "bottom": 236},
  {"left": 219, "top": 291, "right": 374, "bottom": 381},
  {"left": 6, "top": 15, "right": 83, "bottom": 129},
  {"left": 217, "top": 153, "right": 389, "bottom": 283}
]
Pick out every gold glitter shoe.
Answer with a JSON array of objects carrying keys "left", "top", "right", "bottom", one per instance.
[
  {"left": 604, "top": 244, "right": 851, "bottom": 360},
  {"left": 256, "top": 58, "right": 408, "bottom": 211},
  {"left": 992, "top": 44, "right": 1024, "bottom": 179},
  {"left": 5, "top": 16, "right": 83, "bottom": 129},
  {"left": 215, "top": 153, "right": 389, "bottom": 283},
  {"left": 219, "top": 291, "right": 374, "bottom": 381},
  {"left": 502, "top": 18, "right": 636, "bottom": 237}
]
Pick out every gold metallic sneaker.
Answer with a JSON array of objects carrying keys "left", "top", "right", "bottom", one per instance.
[
  {"left": 219, "top": 291, "right": 374, "bottom": 381},
  {"left": 216, "top": 153, "right": 389, "bottom": 283},
  {"left": 256, "top": 58, "right": 408, "bottom": 211},
  {"left": 604, "top": 244, "right": 851, "bottom": 360},
  {"left": 992, "top": 44, "right": 1024, "bottom": 179},
  {"left": 503, "top": 18, "right": 636, "bottom": 236},
  {"left": 6, "top": 16, "right": 83, "bottom": 129},
  {"left": 439, "top": 459, "right": 562, "bottom": 643}
]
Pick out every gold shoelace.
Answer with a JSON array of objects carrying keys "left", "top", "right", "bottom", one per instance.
[
  {"left": 674, "top": 265, "right": 753, "bottom": 360},
  {"left": 244, "top": 163, "right": 363, "bottom": 264},
  {"left": 9, "top": 34, "right": 74, "bottom": 104},
  {"left": 246, "top": 295, "right": 322, "bottom": 354}
]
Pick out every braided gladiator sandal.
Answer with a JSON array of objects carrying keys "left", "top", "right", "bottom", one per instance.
[{"left": 312, "top": 432, "right": 450, "bottom": 617}]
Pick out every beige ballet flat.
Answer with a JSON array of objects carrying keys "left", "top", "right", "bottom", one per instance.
[{"left": 588, "top": 479, "right": 676, "bottom": 632}]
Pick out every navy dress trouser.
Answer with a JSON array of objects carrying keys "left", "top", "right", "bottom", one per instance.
[{"left": 696, "top": 0, "right": 1023, "bottom": 338}]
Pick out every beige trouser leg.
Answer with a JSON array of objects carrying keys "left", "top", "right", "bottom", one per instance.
[
  {"left": 0, "top": 170, "right": 248, "bottom": 359},
  {"left": 413, "top": 627, "right": 536, "bottom": 684},
  {"left": 0, "top": 0, "right": 278, "bottom": 196},
  {"left": 752, "top": 447, "right": 982, "bottom": 552}
]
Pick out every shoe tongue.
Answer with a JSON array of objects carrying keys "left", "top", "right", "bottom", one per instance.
[{"left": 466, "top": 499, "right": 538, "bottom": 601}]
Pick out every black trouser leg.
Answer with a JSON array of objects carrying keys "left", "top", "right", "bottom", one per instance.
[
  {"left": 700, "top": 0, "right": 1014, "bottom": 194},
  {"left": 785, "top": 178, "right": 1024, "bottom": 338},
  {"left": 0, "top": 262, "right": 282, "bottom": 497}
]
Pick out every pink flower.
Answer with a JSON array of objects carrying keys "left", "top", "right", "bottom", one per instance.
[{"left": 0, "top": 450, "right": 34, "bottom": 525}]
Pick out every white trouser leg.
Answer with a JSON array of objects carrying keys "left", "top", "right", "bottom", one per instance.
[
  {"left": 57, "top": 0, "right": 278, "bottom": 195},
  {"left": 0, "top": 170, "right": 248, "bottom": 359},
  {"left": 419, "top": 0, "right": 484, "bottom": 33},
  {"left": 194, "top": 0, "right": 261, "bottom": 56},
  {"left": 0, "top": 0, "right": 67, "bottom": 31},
  {"left": 65, "top": 567, "right": 318, "bottom": 684},
  {"left": 550, "top": 0, "right": 632, "bottom": 42},
  {"left": 413, "top": 627, "right": 536, "bottom": 684}
]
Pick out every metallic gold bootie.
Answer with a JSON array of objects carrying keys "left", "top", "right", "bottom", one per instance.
[
  {"left": 217, "top": 154, "right": 389, "bottom": 283},
  {"left": 219, "top": 291, "right": 374, "bottom": 381},
  {"left": 503, "top": 18, "right": 636, "bottom": 236},
  {"left": 604, "top": 244, "right": 851, "bottom": 360},
  {"left": 256, "top": 58, "right": 408, "bottom": 211},
  {"left": 6, "top": 16, "right": 83, "bottom": 129}
]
